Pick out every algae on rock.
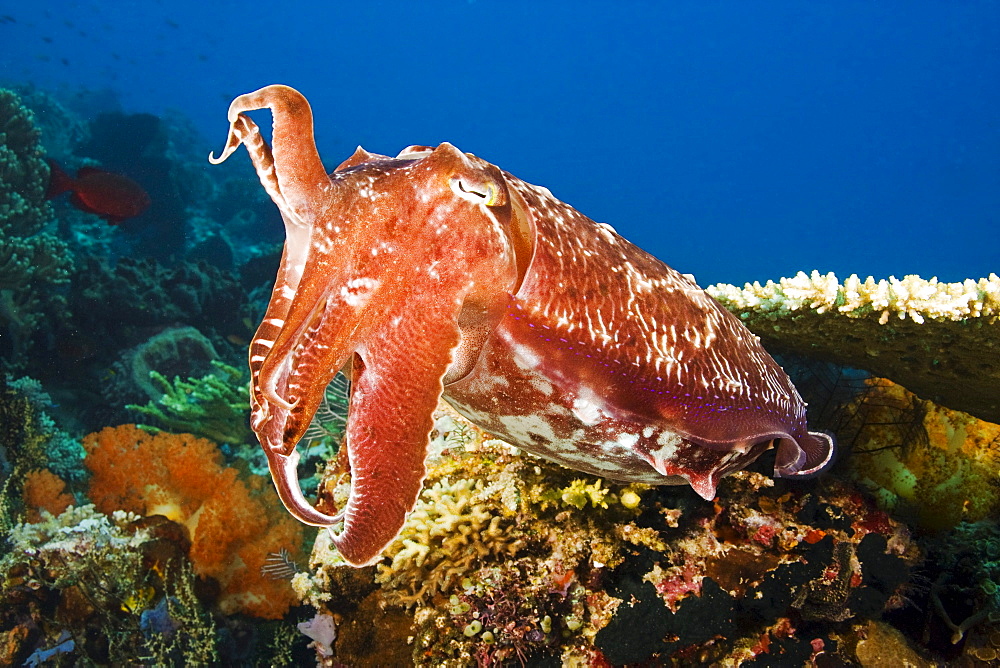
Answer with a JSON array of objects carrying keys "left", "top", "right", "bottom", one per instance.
[{"left": 842, "top": 377, "right": 1000, "bottom": 531}]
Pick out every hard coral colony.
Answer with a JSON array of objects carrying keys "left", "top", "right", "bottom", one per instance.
[
  {"left": 0, "top": 89, "right": 73, "bottom": 365},
  {"left": 209, "top": 84, "right": 834, "bottom": 568}
]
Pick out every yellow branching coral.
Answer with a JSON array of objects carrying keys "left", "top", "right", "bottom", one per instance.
[
  {"left": 844, "top": 378, "right": 1000, "bottom": 530},
  {"left": 375, "top": 476, "right": 523, "bottom": 606},
  {"left": 708, "top": 272, "right": 1000, "bottom": 423},
  {"left": 561, "top": 478, "right": 610, "bottom": 509}
]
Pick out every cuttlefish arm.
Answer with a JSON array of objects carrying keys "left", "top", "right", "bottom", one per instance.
[
  {"left": 210, "top": 86, "right": 345, "bottom": 527},
  {"left": 211, "top": 85, "right": 523, "bottom": 565},
  {"left": 337, "top": 301, "right": 462, "bottom": 563}
]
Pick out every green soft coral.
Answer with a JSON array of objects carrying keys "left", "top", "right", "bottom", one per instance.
[
  {"left": 552, "top": 478, "right": 611, "bottom": 510},
  {"left": 0, "top": 88, "right": 73, "bottom": 367},
  {"left": 127, "top": 360, "right": 253, "bottom": 445}
]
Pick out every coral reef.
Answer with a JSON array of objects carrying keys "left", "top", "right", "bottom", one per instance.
[
  {"left": 4, "top": 78, "right": 994, "bottom": 665},
  {"left": 292, "top": 404, "right": 919, "bottom": 665},
  {"left": 0, "top": 375, "right": 61, "bottom": 533},
  {"left": 374, "top": 476, "right": 525, "bottom": 606},
  {"left": 842, "top": 377, "right": 1000, "bottom": 531},
  {"left": 69, "top": 257, "right": 252, "bottom": 355},
  {"left": 75, "top": 111, "right": 186, "bottom": 260},
  {"left": 0, "top": 505, "right": 217, "bottom": 665},
  {"left": 20, "top": 255, "right": 249, "bottom": 402},
  {"left": 10, "top": 85, "right": 89, "bottom": 167},
  {"left": 849, "top": 620, "right": 936, "bottom": 667},
  {"left": 708, "top": 271, "right": 1000, "bottom": 423},
  {"left": 0, "top": 88, "right": 74, "bottom": 369},
  {"left": 925, "top": 521, "right": 1000, "bottom": 645},
  {"left": 293, "top": 405, "right": 641, "bottom": 665},
  {"left": 6, "top": 375, "right": 86, "bottom": 483},
  {"left": 112, "top": 326, "right": 221, "bottom": 407},
  {"left": 10, "top": 85, "right": 117, "bottom": 263},
  {"left": 82, "top": 425, "right": 305, "bottom": 618},
  {"left": 591, "top": 473, "right": 917, "bottom": 665},
  {"left": 0, "top": 89, "right": 57, "bottom": 246}
]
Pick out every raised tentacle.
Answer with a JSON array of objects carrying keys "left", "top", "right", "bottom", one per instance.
[{"left": 214, "top": 84, "right": 328, "bottom": 220}]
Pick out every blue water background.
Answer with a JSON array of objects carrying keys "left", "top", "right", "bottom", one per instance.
[{"left": 2, "top": 1, "right": 997, "bottom": 286}]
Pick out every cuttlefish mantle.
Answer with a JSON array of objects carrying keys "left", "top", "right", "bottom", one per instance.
[{"left": 210, "top": 84, "right": 834, "bottom": 567}]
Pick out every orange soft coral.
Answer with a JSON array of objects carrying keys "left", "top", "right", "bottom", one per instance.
[
  {"left": 82, "top": 424, "right": 305, "bottom": 618},
  {"left": 22, "top": 468, "right": 73, "bottom": 522}
]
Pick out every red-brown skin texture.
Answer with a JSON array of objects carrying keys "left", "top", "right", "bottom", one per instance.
[{"left": 210, "top": 85, "right": 833, "bottom": 567}]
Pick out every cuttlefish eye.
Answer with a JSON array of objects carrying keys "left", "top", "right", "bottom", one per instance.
[{"left": 450, "top": 176, "right": 505, "bottom": 206}]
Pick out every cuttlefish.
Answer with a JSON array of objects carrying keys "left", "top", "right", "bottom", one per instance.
[{"left": 210, "top": 85, "right": 834, "bottom": 567}]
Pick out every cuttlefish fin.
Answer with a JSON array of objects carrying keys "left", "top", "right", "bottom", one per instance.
[{"left": 331, "top": 304, "right": 463, "bottom": 566}]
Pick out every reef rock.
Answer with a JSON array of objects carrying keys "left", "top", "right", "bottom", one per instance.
[{"left": 709, "top": 271, "right": 1000, "bottom": 423}]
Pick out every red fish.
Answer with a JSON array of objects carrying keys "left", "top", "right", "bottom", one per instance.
[{"left": 45, "top": 158, "right": 150, "bottom": 224}]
